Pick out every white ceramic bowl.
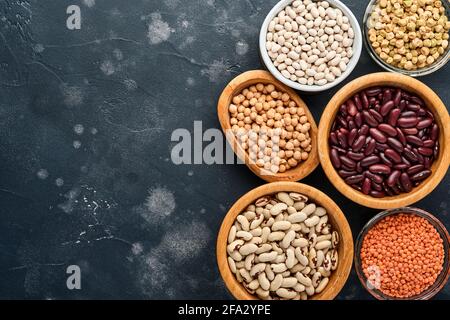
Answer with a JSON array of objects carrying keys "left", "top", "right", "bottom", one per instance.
[{"left": 259, "top": 0, "right": 363, "bottom": 93}]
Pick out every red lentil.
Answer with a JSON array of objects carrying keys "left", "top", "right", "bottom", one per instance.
[{"left": 360, "top": 213, "right": 444, "bottom": 298}]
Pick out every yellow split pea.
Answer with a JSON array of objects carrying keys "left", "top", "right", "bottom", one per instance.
[{"left": 228, "top": 83, "right": 311, "bottom": 174}]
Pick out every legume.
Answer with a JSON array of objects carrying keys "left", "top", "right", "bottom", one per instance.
[
  {"left": 229, "top": 84, "right": 312, "bottom": 174},
  {"left": 227, "top": 192, "right": 339, "bottom": 300},
  {"left": 367, "top": 0, "right": 450, "bottom": 71},
  {"left": 265, "top": 0, "right": 355, "bottom": 86},
  {"left": 329, "top": 86, "right": 439, "bottom": 197},
  {"left": 360, "top": 213, "right": 444, "bottom": 298}
]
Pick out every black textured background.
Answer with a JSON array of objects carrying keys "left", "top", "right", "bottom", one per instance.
[{"left": 0, "top": 0, "right": 448, "bottom": 299}]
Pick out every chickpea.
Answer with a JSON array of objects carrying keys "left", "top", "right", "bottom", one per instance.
[
  {"left": 368, "top": 0, "right": 449, "bottom": 70},
  {"left": 228, "top": 85, "right": 312, "bottom": 173}
]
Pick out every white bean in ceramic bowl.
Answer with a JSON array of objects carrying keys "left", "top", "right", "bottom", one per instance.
[{"left": 259, "top": 0, "right": 363, "bottom": 93}]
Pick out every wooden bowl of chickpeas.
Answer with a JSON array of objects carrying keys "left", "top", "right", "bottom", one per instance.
[{"left": 217, "top": 70, "right": 319, "bottom": 182}]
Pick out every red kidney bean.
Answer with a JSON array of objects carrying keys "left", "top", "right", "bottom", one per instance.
[
  {"left": 403, "top": 148, "right": 418, "bottom": 162},
  {"left": 369, "top": 164, "right": 391, "bottom": 175},
  {"left": 417, "top": 108, "right": 427, "bottom": 116},
  {"left": 345, "top": 174, "right": 364, "bottom": 184},
  {"left": 434, "top": 141, "right": 439, "bottom": 159},
  {"left": 378, "top": 124, "right": 397, "bottom": 137},
  {"left": 418, "top": 129, "right": 427, "bottom": 139},
  {"left": 417, "top": 118, "right": 433, "bottom": 129},
  {"left": 353, "top": 94, "right": 363, "bottom": 111},
  {"left": 352, "top": 135, "right": 366, "bottom": 152},
  {"left": 361, "top": 92, "right": 369, "bottom": 109},
  {"left": 396, "top": 128, "right": 406, "bottom": 145},
  {"left": 371, "top": 181, "right": 383, "bottom": 191},
  {"left": 369, "top": 128, "right": 387, "bottom": 143},
  {"left": 386, "top": 170, "right": 401, "bottom": 187},
  {"left": 339, "top": 170, "right": 357, "bottom": 178},
  {"left": 375, "top": 142, "right": 389, "bottom": 152},
  {"left": 348, "top": 120, "right": 356, "bottom": 130},
  {"left": 340, "top": 156, "right": 356, "bottom": 168},
  {"left": 356, "top": 161, "right": 363, "bottom": 173},
  {"left": 385, "top": 149, "right": 402, "bottom": 163},
  {"left": 393, "top": 89, "right": 402, "bottom": 106},
  {"left": 341, "top": 165, "right": 354, "bottom": 172},
  {"left": 399, "top": 100, "right": 407, "bottom": 111},
  {"left": 430, "top": 124, "right": 439, "bottom": 140},
  {"left": 397, "top": 117, "right": 419, "bottom": 128},
  {"left": 365, "top": 171, "right": 384, "bottom": 184},
  {"left": 379, "top": 152, "right": 393, "bottom": 167},
  {"left": 370, "top": 190, "right": 386, "bottom": 198},
  {"left": 380, "top": 100, "right": 395, "bottom": 116},
  {"left": 330, "top": 148, "right": 341, "bottom": 168},
  {"left": 407, "top": 164, "right": 424, "bottom": 175},
  {"left": 405, "top": 135, "right": 424, "bottom": 146},
  {"left": 410, "top": 170, "right": 431, "bottom": 182},
  {"left": 359, "top": 124, "right": 369, "bottom": 136},
  {"left": 337, "top": 132, "right": 348, "bottom": 148},
  {"left": 406, "top": 103, "right": 421, "bottom": 112},
  {"left": 390, "top": 183, "right": 402, "bottom": 195},
  {"left": 347, "top": 151, "right": 365, "bottom": 161},
  {"left": 387, "top": 108, "right": 401, "bottom": 126},
  {"left": 329, "top": 86, "right": 440, "bottom": 198},
  {"left": 410, "top": 96, "right": 424, "bottom": 106},
  {"left": 347, "top": 101, "right": 357, "bottom": 116},
  {"left": 423, "top": 157, "right": 432, "bottom": 169},
  {"left": 382, "top": 89, "right": 392, "bottom": 104},
  {"left": 384, "top": 186, "right": 395, "bottom": 196},
  {"left": 418, "top": 147, "right": 433, "bottom": 156},
  {"left": 364, "top": 138, "right": 377, "bottom": 156},
  {"left": 400, "top": 173, "right": 412, "bottom": 192},
  {"left": 401, "top": 91, "right": 411, "bottom": 100},
  {"left": 362, "top": 178, "right": 371, "bottom": 195},
  {"left": 361, "top": 155, "right": 380, "bottom": 167},
  {"left": 363, "top": 110, "right": 379, "bottom": 127},
  {"left": 354, "top": 112, "right": 363, "bottom": 127},
  {"left": 366, "top": 88, "right": 381, "bottom": 96},
  {"left": 332, "top": 146, "right": 347, "bottom": 154},
  {"left": 369, "top": 109, "right": 383, "bottom": 123},
  {"left": 415, "top": 152, "right": 425, "bottom": 164},
  {"left": 347, "top": 128, "right": 358, "bottom": 146},
  {"left": 386, "top": 137, "right": 403, "bottom": 152},
  {"left": 422, "top": 140, "right": 435, "bottom": 148},
  {"left": 337, "top": 116, "right": 347, "bottom": 128},
  {"left": 401, "top": 156, "right": 411, "bottom": 167},
  {"left": 400, "top": 111, "right": 416, "bottom": 118},
  {"left": 402, "top": 128, "right": 418, "bottom": 135},
  {"left": 330, "top": 132, "right": 338, "bottom": 145},
  {"left": 394, "top": 163, "right": 409, "bottom": 170},
  {"left": 340, "top": 127, "right": 349, "bottom": 134}
]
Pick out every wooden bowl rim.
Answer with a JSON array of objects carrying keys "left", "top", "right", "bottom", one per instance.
[
  {"left": 216, "top": 181, "right": 354, "bottom": 300},
  {"left": 318, "top": 72, "right": 450, "bottom": 209},
  {"left": 217, "top": 70, "right": 320, "bottom": 182}
]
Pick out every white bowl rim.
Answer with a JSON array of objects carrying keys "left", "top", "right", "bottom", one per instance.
[{"left": 259, "top": 0, "right": 363, "bottom": 93}]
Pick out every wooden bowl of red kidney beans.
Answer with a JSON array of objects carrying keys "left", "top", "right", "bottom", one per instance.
[{"left": 318, "top": 72, "right": 450, "bottom": 209}]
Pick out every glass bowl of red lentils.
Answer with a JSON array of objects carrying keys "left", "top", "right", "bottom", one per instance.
[{"left": 355, "top": 207, "right": 450, "bottom": 300}]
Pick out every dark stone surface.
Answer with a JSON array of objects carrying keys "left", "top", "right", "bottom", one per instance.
[{"left": 0, "top": 0, "right": 448, "bottom": 299}]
